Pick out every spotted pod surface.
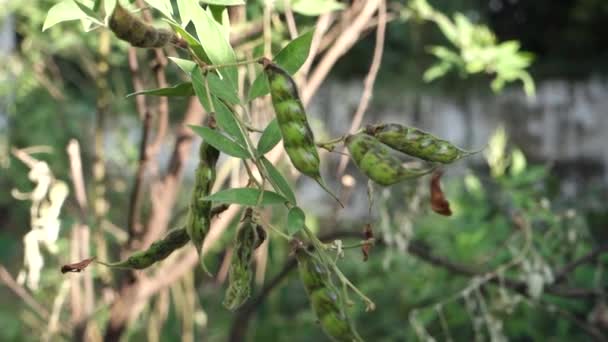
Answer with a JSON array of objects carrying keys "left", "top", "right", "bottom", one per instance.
[
  {"left": 109, "top": 3, "right": 174, "bottom": 48},
  {"left": 296, "top": 247, "right": 363, "bottom": 342},
  {"left": 366, "top": 123, "right": 474, "bottom": 164},
  {"left": 262, "top": 59, "right": 341, "bottom": 204},
  {"left": 107, "top": 228, "right": 190, "bottom": 269},
  {"left": 186, "top": 122, "right": 220, "bottom": 257},
  {"left": 345, "top": 133, "right": 436, "bottom": 186},
  {"left": 223, "top": 210, "right": 266, "bottom": 311},
  {"left": 263, "top": 60, "right": 321, "bottom": 177}
]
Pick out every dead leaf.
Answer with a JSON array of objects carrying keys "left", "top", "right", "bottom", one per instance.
[
  {"left": 362, "top": 224, "right": 374, "bottom": 261},
  {"left": 61, "top": 257, "right": 96, "bottom": 274},
  {"left": 430, "top": 170, "right": 452, "bottom": 216}
]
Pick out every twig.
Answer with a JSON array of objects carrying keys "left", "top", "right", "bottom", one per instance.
[
  {"left": 336, "top": 0, "right": 386, "bottom": 176},
  {"left": 228, "top": 230, "right": 603, "bottom": 341},
  {"left": 0, "top": 265, "right": 50, "bottom": 319},
  {"left": 302, "top": 0, "right": 381, "bottom": 105},
  {"left": 554, "top": 243, "right": 608, "bottom": 283},
  {"left": 66, "top": 140, "right": 88, "bottom": 221},
  {"left": 299, "top": 13, "right": 334, "bottom": 78},
  {"left": 127, "top": 110, "right": 153, "bottom": 244},
  {"left": 283, "top": 0, "right": 299, "bottom": 39}
]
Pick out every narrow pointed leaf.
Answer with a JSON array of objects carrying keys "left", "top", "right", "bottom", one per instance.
[
  {"left": 189, "top": 125, "right": 250, "bottom": 158},
  {"left": 204, "top": 188, "right": 287, "bottom": 206}
]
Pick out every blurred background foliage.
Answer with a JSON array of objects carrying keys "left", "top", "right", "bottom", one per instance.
[{"left": 1, "top": 0, "right": 607, "bottom": 341}]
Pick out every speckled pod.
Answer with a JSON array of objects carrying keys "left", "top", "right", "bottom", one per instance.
[
  {"left": 366, "top": 123, "right": 474, "bottom": 163},
  {"left": 223, "top": 210, "right": 266, "bottom": 311},
  {"left": 296, "top": 248, "right": 363, "bottom": 342},
  {"left": 263, "top": 60, "right": 320, "bottom": 176},
  {"left": 107, "top": 228, "right": 190, "bottom": 269},
  {"left": 186, "top": 123, "right": 220, "bottom": 257},
  {"left": 108, "top": 3, "right": 174, "bottom": 48},
  {"left": 262, "top": 59, "right": 341, "bottom": 204},
  {"left": 345, "top": 133, "right": 436, "bottom": 186}
]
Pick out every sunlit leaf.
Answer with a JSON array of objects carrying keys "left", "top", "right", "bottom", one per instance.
[{"left": 204, "top": 188, "right": 287, "bottom": 206}]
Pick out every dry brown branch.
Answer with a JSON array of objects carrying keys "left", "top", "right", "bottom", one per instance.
[
  {"left": 299, "top": 13, "right": 335, "bottom": 78},
  {"left": 336, "top": 0, "right": 386, "bottom": 176},
  {"left": 302, "top": 0, "right": 382, "bottom": 105},
  {"left": 66, "top": 140, "right": 88, "bottom": 219},
  {"left": 0, "top": 265, "right": 50, "bottom": 319},
  {"left": 283, "top": 0, "right": 299, "bottom": 39}
]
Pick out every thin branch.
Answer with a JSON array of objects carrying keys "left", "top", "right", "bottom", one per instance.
[
  {"left": 228, "top": 230, "right": 603, "bottom": 340},
  {"left": 554, "top": 243, "right": 608, "bottom": 283},
  {"left": 336, "top": 0, "right": 386, "bottom": 176},
  {"left": 0, "top": 265, "right": 50, "bottom": 319},
  {"left": 302, "top": 0, "right": 381, "bottom": 105},
  {"left": 66, "top": 140, "right": 88, "bottom": 221},
  {"left": 299, "top": 13, "right": 334, "bottom": 78},
  {"left": 283, "top": 0, "right": 299, "bottom": 39},
  {"left": 127, "top": 110, "right": 153, "bottom": 244}
]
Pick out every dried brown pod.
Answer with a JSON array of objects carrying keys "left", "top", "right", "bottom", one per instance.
[
  {"left": 362, "top": 224, "right": 374, "bottom": 262},
  {"left": 61, "top": 257, "right": 96, "bottom": 274},
  {"left": 430, "top": 170, "right": 452, "bottom": 216}
]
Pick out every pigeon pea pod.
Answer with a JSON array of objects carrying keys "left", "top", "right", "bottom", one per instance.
[
  {"left": 366, "top": 123, "right": 476, "bottom": 163},
  {"left": 296, "top": 247, "right": 363, "bottom": 342},
  {"left": 186, "top": 119, "right": 220, "bottom": 258},
  {"left": 345, "top": 133, "right": 436, "bottom": 186},
  {"left": 223, "top": 210, "right": 267, "bottom": 311},
  {"left": 261, "top": 58, "right": 341, "bottom": 205},
  {"left": 102, "top": 228, "right": 190, "bottom": 269},
  {"left": 108, "top": 3, "right": 175, "bottom": 48}
]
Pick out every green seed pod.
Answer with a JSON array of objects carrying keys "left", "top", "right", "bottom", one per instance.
[
  {"left": 261, "top": 58, "right": 342, "bottom": 206},
  {"left": 223, "top": 210, "right": 266, "bottom": 311},
  {"left": 366, "top": 123, "right": 478, "bottom": 163},
  {"left": 109, "top": 3, "right": 175, "bottom": 48},
  {"left": 345, "top": 133, "right": 436, "bottom": 186},
  {"left": 295, "top": 248, "right": 363, "bottom": 342},
  {"left": 186, "top": 118, "right": 220, "bottom": 256},
  {"left": 102, "top": 228, "right": 190, "bottom": 269}
]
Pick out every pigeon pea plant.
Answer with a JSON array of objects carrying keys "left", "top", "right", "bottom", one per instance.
[{"left": 42, "top": 0, "right": 533, "bottom": 340}]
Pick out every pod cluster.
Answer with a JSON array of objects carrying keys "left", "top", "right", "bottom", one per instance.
[
  {"left": 223, "top": 209, "right": 267, "bottom": 311},
  {"left": 345, "top": 133, "right": 436, "bottom": 186},
  {"left": 186, "top": 118, "right": 220, "bottom": 258},
  {"left": 262, "top": 58, "right": 340, "bottom": 204},
  {"left": 106, "top": 228, "right": 190, "bottom": 269},
  {"left": 366, "top": 123, "right": 474, "bottom": 164},
  {"left": 109, "top": 3, "right": 174, "bottom": 48},
  {"left": 296, "top": 247, "right": 363, "bottom": 342}
]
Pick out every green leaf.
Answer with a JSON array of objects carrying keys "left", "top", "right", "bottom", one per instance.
[
  {"left": 126, "top": 83, "right": 194, "bottom": 97},
  {"left": 247, "top": 73, "right": 270, "bottom": 101},
  {"left": 213, "top": 99, "right": 247, "bottom": 147},
  {"left": 72, "top": 0, "right": 103, "bottom": 25},
  {"left": 204, "top": 188, "right": 287, "bottom": 206},
  {"left": 169, "top": 57, "right": 197, "bottom": 75},
  {"left": 291, "top": 0, "right": 344, "bottom": 16},
  {"left": 190, "top": 4, "right": 238, "bottom": 90},
  {"left": 167, "top": 22, "right": 210, "bottom": 63},
  {"left": 144, "top": 0, "right": 174, "bottom": 18},
  {"left": 200, "top": 0, "right": 245, "bottom": 5},
  {"left": 247, "top": 30, "right": 314, "bottom": 100},
  {"left": 274, "top": 30, "right": 314, "bottom": 76},
  {"left": 189, "top": 125, "right": 250, "bottom": 158},
  {"left": 103, "top": 0, "right": 117, "bottom": 23},
  {"left": 191, "top": 66, "right": 212, "bottom": 111},
  {"left": 207, "top": 73, "right": 241, "bottom": 105},
  {"left": 262, "top": 157, "right": 296, "bottom": 204},
  {"left": 257, "top": 119, "right": 281, "bottom": 155},
  {"left": 43, "top": 0, "right": 92, "bottom": 31},
  {"left": 177, "top": 0, "right": 195, "bottom": 26},
  {"left": 287, "top": 207, "right": 306, "bottom": 235}
]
